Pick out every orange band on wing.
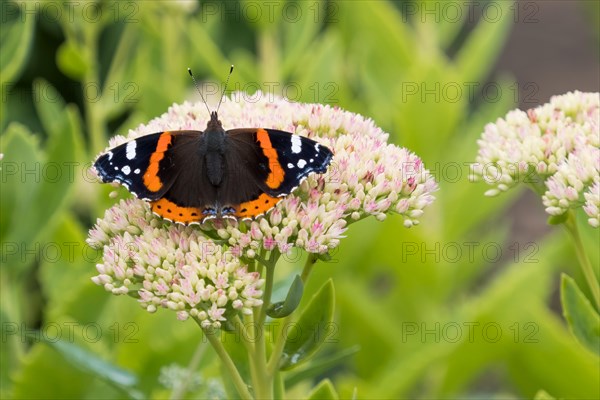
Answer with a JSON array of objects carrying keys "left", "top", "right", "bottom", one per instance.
[
  {"left": 235, "top": 193, "right": 281, "bottom": 219},
  {"left": 151, "top": 198, "right": 202, "bottom": 224},
  {"left": 256, "top": 129, "right": 285, "bottom": 189},
  {"left": 143, "top": 132, "right": 172, "bottom": 192}
]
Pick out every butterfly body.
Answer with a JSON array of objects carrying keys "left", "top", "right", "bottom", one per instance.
[{"left": 93, "top": 112, "right": 333, "bottom": 224}]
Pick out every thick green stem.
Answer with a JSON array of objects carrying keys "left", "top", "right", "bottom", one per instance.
[
  {"left": 250, "top": 315, "right": 271, "bottom": 399},
  {"left": 258, "top": 251, "right": 279, "bottom": 325},
  {"left": 239, "top": 313, "right": 262, "bottom": 399},
  {"left": 266, "top": 254, "right": 318, "bottom": 376},
  {"left": 564, "top": 211, "right": 600, "bottom": 310},
  {"left": 250, "top": 251, "right": 279, "bottom": 399},
  {"left": 193, "top": 319, "right": 253, "bottom": 400},
  {"left": 301, "top": 253, "right": 318, "bottom": 282}
]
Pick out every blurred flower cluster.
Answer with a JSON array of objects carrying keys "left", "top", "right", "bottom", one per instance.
[
  {"left": 88, "top": 94, "right": 438, "bottom": 324},
  {"left": 471, "top": 91, "right": 599, "bottom": 226}
]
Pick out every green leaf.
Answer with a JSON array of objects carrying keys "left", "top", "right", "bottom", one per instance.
[
  {"left": 56, "top": 41, "right": 89, "bottom": 80},
  {"left": 1, "top": 103, "right": 83, "bottom": 271},
  {"left": 37, "top": 213, "right": 96, "bottom": 320},
  {"left": 455, "top": 0, "right": 513, "bottom": 83},
  {"left": 0, "top": 309, "right": 20, "bottom": 395},
  {"left": 534, "top": 390, "right": 556, "bottom": 400},
  {"left": 306, "top": 379, "right": 339, "bottom": 400},
  {"left": 0, "top": 7, "right": 34, "bottom": 86},
  {"left": 420, "top": 0, "right": 468, "bottom": 50},
  {"left": 391, "top": 63, "right": 465, "bottom": 160},
  {"left": 268, "top": 275, "right": 304, "bottom": 318},
  {"left": 43, "top": 338, "right": 137, "bottom": 386},
  {"left": 317, "top": 251, "right": 333, "bottom": 263},
  {"left": 11, "top": 344, "right": 94, "bottom": 399},
  {"left": 505, "top": 303, "right": 599, "bottom": 399},
  {"left": 33, "top": 79, "right": 68, "bottom": 139},
  {"left": 548, "top": 212, "right": 569, "bottom": 226},
  {"left": 41, "top": 339, "right": 143, "bottom": 399},
  {"left": 286, "top": 345, "right": 361, "bottom": 388},
  {"left": 281, "top": 1, "right": 323, "bottom": 77},
  {"left": 560, "top": 274, "right": 600, "bottom": 355},
  {"left": 280, "top": 279, "right": 335, "bottom": 370},
  {"left": 0, "top": 123, "right": 42, "bottom": 253},
  {"left": 336, "top": 1, "right": 416, "bottom": 70}
]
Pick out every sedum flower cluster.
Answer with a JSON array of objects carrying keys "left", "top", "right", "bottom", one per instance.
[
  {"left": 471, "top": 91, "right": 599, "bottom": 226},
  {"left": 89, "top": 200, "right": 264, "bottom": 327},
  {"left": 88, "top": 93, "right": 438, "bottom": 324}
]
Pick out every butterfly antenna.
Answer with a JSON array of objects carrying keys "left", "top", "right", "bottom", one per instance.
[
  {"left": 187, "top": 68, "right": 212, "bottom": 116},
  {"left": 216, "top": 65, "right": 234, "bottom": 114}
]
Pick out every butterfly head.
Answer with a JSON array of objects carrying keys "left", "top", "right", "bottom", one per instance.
[{"left": 207, "top": 111, "right": 223, "bottom": 131}]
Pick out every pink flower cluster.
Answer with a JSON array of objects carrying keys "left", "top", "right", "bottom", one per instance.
[
  {"left": 88, "top": 199, "right": 264, "bottom": 328},
  {"left": 471, "top": 91, "right": 599, "bottom": 226}
]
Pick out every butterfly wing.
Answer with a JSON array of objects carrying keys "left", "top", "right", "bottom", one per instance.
[
  {"left": 253, "top": 128, "right": 333, "bottom": 195},
  {"left": 222, "top": 128, "right": 333, "bottom": 219},
  {"left": 94, "top": 131, "right": 182, "bottom": 200},
  {"left": 94, "top": 131, "right": 212, "bottom": 224}
]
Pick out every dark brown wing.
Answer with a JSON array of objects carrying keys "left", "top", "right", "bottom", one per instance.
[
  {"left": 216, "top": 129, "right": 282, "bottom": 219},
  {"left": 148, "top": 131, "right": 222, "bottom": 223}
]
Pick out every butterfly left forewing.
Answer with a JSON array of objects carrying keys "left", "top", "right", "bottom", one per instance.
[{"left": 94, "top": 131, "right": 181, "bottom": 201}]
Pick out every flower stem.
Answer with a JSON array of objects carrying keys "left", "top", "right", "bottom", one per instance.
[
  {"left": 266, "top": 254, "right": 318, "bottom": 376},
  {"left": 301, "top": 253, "right": 318, "bottom": 282},
  {"left": 194, "top": 319, "right": 253, "bottom": 400},
  {"left": 250, "top": 251, "right": 279, "bottom": 399},
  {"left": 258, "top": 251, "right": 279, "bottom": 324},
  {"left": 564, "top": 211, "right": 600, "bottom": 310}
]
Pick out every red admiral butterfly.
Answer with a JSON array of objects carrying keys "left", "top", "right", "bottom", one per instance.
[{"left": 93, "top": 67, "right": 333, "bottom": 225}]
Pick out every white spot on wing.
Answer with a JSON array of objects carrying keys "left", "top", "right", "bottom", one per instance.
[
  {"left": 122, "top": 165, "right": 131, "bottom": 175},
  {"left": 134, "top": 168, "right": 141, "bottom": 174},
  {"left": 126, "top": 141, "right": 137, "bottom": 160},
  {"left": 291, "top": 135, "right": 302, "bottom": 154},
  {"left": 315, "top": 143, "right": 320, "bottom": 152},
  {"left": 107, "top": 151, "right": 113, "bottom": 160},
  {"left": 287, "top": 163, "right": 294, "bottom": 168},
  {"left": 297, "top": 159, "right": 307, "bottom": 168}
]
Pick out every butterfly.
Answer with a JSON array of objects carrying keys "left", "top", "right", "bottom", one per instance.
[{"left": 93, "top": 67, "right": 333, "bottom": 225}]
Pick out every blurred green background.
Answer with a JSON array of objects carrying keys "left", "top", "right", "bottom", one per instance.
[{"left": 1, "top": 1, "right": 599, "bottom": 399}]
